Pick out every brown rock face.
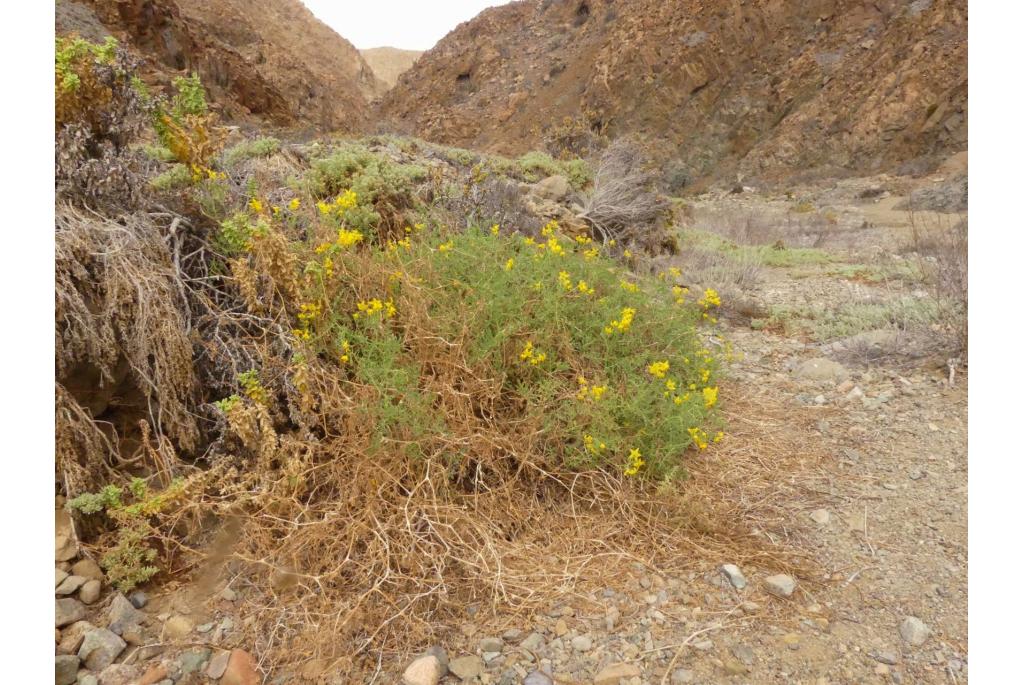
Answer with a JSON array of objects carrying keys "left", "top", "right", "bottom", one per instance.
[
  {"left": 61, "top": 0, "right": 382, "bottom": 131},
  {"left": 379, "top": 0, "right": 967, "bottom": 182}
]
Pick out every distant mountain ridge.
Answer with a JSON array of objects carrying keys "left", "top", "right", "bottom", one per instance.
[
  {"left": 361, "top": 47, "right": 423, "bottom": 93},
  {"left": 378, "top": 0, "right": 967, "bottom": 182}
]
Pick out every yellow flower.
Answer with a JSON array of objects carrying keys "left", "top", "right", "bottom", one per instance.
[
  {"left": 665, "top": 379, "right": 677, "bottom": 392},
  {"left": 334, "top": 189, "right": 358, "bottom": 211},
  {"left": 248, "top": 198, "right": 263, "bottom": 213},
  {"left": 624, "top": 249, "right": 633, "bottom": 258},
  {"left": 438, "top": 240, "right": 454, "bottom": 253},
  {"left": 558, "top": 271, "right": 572, "bottom": 290},
  {"left": 668, "top": 267, "right": 682, "bottom": 278},
  {"left": 590, "top": 385, "right": 607, "bottom": 400},
  {"left": 317, "top": 201, "right": 330, "bottom": 215},
  {"left": 337, "top": 228, "right": 364, "bottom": 248},
  {"left": 577, "top": 280, "right": 595, "bottom": 295},
  {"left": 605, "top": 307, "right": 636, "bottom": 335},
  {"left": 541, "top": 220, "right": 558, "bottom": 237},
  {"left": 713, "top": 431, "right": 724, "bottom": 443},
  {"left": 699, "top": 288, "right": 722, "bottom": 308},
  {"left": 289, "top": 198, "right": 301, "bottom": 211},
  {"left": 647, "top": 361, "right": 670, "bottom": 378},
  {"left": 546, "top": 237, "right": 565, "bottom": 256},
  {"left": 584, "top": 247, "right": 599, "bottom": 260},
  {"left": 530, "top": 353, "right": 546, "bottom": 366},
  {"left": 703, "top": 386, "right": 718, "bottom": 408},
  {"left": 673, "top": 395, "right": 683, "bottom": 406},
  {"left": 314, "top": 242, "right": 331, "bottom": 254},
  {"left": 271, "top": 205, "right": 281, "bottom": 216},
  {"left": 491, "top": 224, "right": 500, "bottom": 235},
  {"left": 620, "top": 280, "right": 640, "bottom": 293},
  {"left": 505, "top": 258, "right": 515, "bottom": 271},
  {"left": 519, "top": 341, "right": 534, "bottom": 361},
  {"left": 687, "top": 427, "right": 709, "bottom": 450},
  {"left": 624, "top": 448, "right": 644, "bottom": 477}
]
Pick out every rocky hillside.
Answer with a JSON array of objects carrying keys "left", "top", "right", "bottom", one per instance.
[
  {"left": 361, "top": 47, "right": 423, "bottom": 92},
  {"left": 57, "top": 0, "right": 382, "bottom": 131},
  {"left": 379, "top": 0, "right": 967, "bottom": 183}
]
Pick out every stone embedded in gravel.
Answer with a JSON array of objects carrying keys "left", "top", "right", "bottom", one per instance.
[
  {"left": 55, "top": 654, "right": 79, "bottom": 685},
  {"left": 570, "top": 635, "right": 592, "bottom": 652},
  {"left": 870, "top": 649, "right": 899, "bottom": 665},
  {"left": 740, "top": 601, "right": 760, "bottom": 614},
  {"left": 72, "top": 558, "right": 105, "bottom": 582},
  {"left": 128, "top": 591, "right": 148, "bottom": 609},
  {"left": 136, "top": 663, "right": 168, "bottom": 685},
  {"left": 97, "top": 663, "right": 141, "bottom": 685},
  {"left": 56, "top": 598, "right": 87, "bottom": 627},
  {"left": 449, "top": 655, "right": 484, "bottom": 680},
  {"left": 909, "top": 467, "right": 925, "bottom": 480},
  {"left": 424, "top": 645, "right": 449, "bottom": 675},
  {"left": 55, "top": 509, "right": 80, "bottom": 562},
  {"left": 207, "top": 651, "right": 231, "bottom": 679},
  {"left": 732, "top": 644, "right": 756, "bottom": 665},
  {"left": 78, "top": 676, "right": 98, "bottom": 685},
  {"left": 794, "top": 358, "right": 849, "bottom": 383},
  {"left": 554, "top": 618, "right": 569, "bottom": 636},
  {"left": 671, "top": 668, "right": 695, "bottom": 684},
  {"left": 162, "top": 614, "right": 194, "bottom": 640},
  {"left": 219, "top": 587, "right": 238, "bottom": 602},
  {"left": 809, "top": 509, "right": 831, "bottom": 525},
  {"left": 764, "top": 574, "right": 797, "bottom": 597},
  {"left": 222, "top": 649, "right": 260, "bottom": 685},
  {"left": 899, "top": 616, "right": 930, "bottom": 646},
  {"left": 520, "top": 632, "right": 546, "bottom": 651},
  {"left": 57, "top": 620, "right": 96, "bottom": 655},
  {"left": 79, "top": 579, "right": 102, "bottom": 605},
  {"left": 523, "top": 671, "right": 554, "bottom": 685},
  {"left": 479, "top": 636, "right": 504, "bottom": 653},
  {"left": 723, "top": 657, "right": 749, "bottom": 675},
  {"left": 178, "top": 648, "right": 212, "bottom": 675},
  {"left": 402, "top": 655, "right": 443, "bottom": 685},
  {"left": 78, "top": 628, "right": 127, "bottom": 670},
  {"left": 594, "top": 662, "right": 641, "bottom": 684},
  {"left": 692, "top": 639, "right": 714, "bottom": 651},
  {"left": 107, "top": 594, "right": 145, "bottom": 632},
  {"left": 605, "top": 606, "right": 620, "bottom": 630},
  {"left": 56, "top": 575, "right": 88, "bottom": 595},
  {"left": 720, "top": 564, "right": 747, "bottom": 589}
]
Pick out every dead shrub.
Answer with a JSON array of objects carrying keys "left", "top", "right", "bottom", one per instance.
[
  {"left": 55, "top": 204, "right": 198, "bottom": 491},
  {"left": 904, "top": 213, "right": 968, "bottom": 357},
  {"left": 577, "top": 138, "right": 673, "bottom": 252}
]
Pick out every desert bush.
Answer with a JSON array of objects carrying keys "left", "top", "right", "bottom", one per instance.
[
  {"left": 148, "top": 163, "right": 192, "bottom": 191},
  {"left": 904, "top": 215, "right": 968, "bottom": 356},
  {"left": 578, "top": 139, "right": 672, "bottom": 252},
  {"left": 543, "top": 113, "right": 608, "bottom": 159},
  {"left": 55, "top": 36, "right": 146, "bottom": 206},
  {"left": 149, "top": 73, "right": 227, "bottom": 172},
  {"left": 222, "top": 136, "right": 281, "bottom": 167},
  {"left": 517, "top": 150, "right": 592, "bottom": 189}
]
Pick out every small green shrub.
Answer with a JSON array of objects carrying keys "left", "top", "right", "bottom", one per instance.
[
  {"left": 139, "top": 143, "right": 177, "bottom": 162},
  {"left": 149, "top": 164, "right": 192, "bottom": 191},
  {"left": 516, "top": 151, "right": 593, "bottom": 189},
  {"left": 215, "top": 212, "right": 268, "bottom": 256},
  {"left": 223, "top": 136, "right": 281, "bottom": 167},
  {"left": 67, "top": 477, "right": 186, "bottom": 591}
]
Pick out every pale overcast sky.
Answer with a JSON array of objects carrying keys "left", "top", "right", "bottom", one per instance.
[{"left": 302, "top": 1, "right": 512, "bottom": 51}]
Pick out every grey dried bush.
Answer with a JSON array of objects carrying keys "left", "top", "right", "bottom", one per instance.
[
  {"left": 904, "top": 214, "right": 968, "bottom": 357},
  {"left": 577, "top": 138, "right": 672, "bottom": 251},
  {"left": 55, "top": 204, "right": 199, "bottom": 492}
]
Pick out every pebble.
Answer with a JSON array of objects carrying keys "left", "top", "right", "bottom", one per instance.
[
  {"left": 871, "top": 649, "right": 899, "bottom": 665},
  {"left": 219, "top": 587, "right": 238, "bottom": 602},
  {"left": 425, "top": 645, "right": 449, "bottom": 675},
  {"left": 79, "top": 579, "right": 102, "bottom": 604},
  {"left": 57, "top": 620, "right": 95, "bottom": 655},
  {"left": 449, "top": 655, "right": 484, "bottom": 680},
  {"left": 570, "top": 635, "right": 592, "bottom": 652},
  {"left": 782, "top": 633, "right": 801, "bottom": 650},
  {"left": 732, "top": 644, "right": 755, "bottom": 665},
  {"left": 402, "top": 655, "right": 443, "bottom": 685},
  {"left": 720, "top": 564, "right": 747, "bottom": 589},
  {"left": 479, "top": 636, "right": 504, "bottom": 653},
  {"left": 78, "top": 628, "right": 126, "bottom": 670},
  {"left": 809, "top": 509, "right": 831, "bottom": 525},
  {"left": 55, "top": 654, "right": 79, "bottom": 685},
  {"left": 129, "top": 591, "right": 149, "bottom": 609},
  {"left": 107, "top": 594, "right": 145, "bottom": 632},
  {"left": 764, "top": 574, "right": 797, "bottom": 597},
  {"left": 899, "top": 616, "right": 930, "bottom": 646},
  {"left": 71, "top": 558, "right": 105, "bottom": 582},
  {"left": 554, "top": 619, "right": 568, "bottom": 636},
  {"left": 207, "top": 651, "right": 232, "bottom": 679},
  {"left": 178, "top": 648, "right": 212, "bottom": 675},
  {"left": 520, "top": 632, "right": 546, "bottom": 651},
  {"left": 523, "top": 671, "right": 554, "bottom": 685},
  {"left": 56, "top": 598, "right": 86, "bottom": 627},
  {"left": 56, "top": 567, "right": 69, "bottom": 588},
  {"left": 79, "top": 676, "right": 99, "bottom": 685},
  {"left": 692, "top": 639, "right": 714, "bottom": 651},
  {"left": 163, "top": 615, "right": 194, "bottom": 640},
  {"left": 137, "top": 664, "right": 168, "bottom": 685},
  {"left": 222, "top": 649, "right": 260, "bottom": 685},
  {"left": 909, "top": 467, "right": 925, "bottom": 480},
  {"left": 57, "top": 575, "right": 87, "bottom": 595},
  {"left": 723, "top": 657, "right": 749, "bottom": 675},
  {"left": 740, "top": 601, "right": 760, "bottom": 614},
  {"left": 671, "top": 668, "right": 695, "bottom": 684},
  {"left": 594, "top": 662, "right": 641, "bottom": 684}
]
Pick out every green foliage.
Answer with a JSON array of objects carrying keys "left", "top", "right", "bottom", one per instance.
[
  {"left": 223, "top": 136, "right": 282, "bottom": 167},
  {"left": 55, "top": 35, "right": 117, "bottom": 92},
  {"left": 139, "top": 143, "right": 177, "bottom": 162},
  {"left": 171, "top": 73, "right": 209, "bottom": 117},
  {"left": 516, "top": 151, "right": 593, "bottom": 190},
  {"left": 67, "top": 477, "right": 186, "bottom": 591},
  {"left": 681, "top": 229, "right": 832, "bottom": 267},
  {"left": 297, "top": 224, "right": 721, "bottom": 479},
  {"left": 148, "top": 164, "right": 192, "bottom": 191},
  {"left": 237, "top": 369, "right": 269, "bottom": 405},
  {"left": 215, "top": 212, "right": 268, "bottom": 256}
]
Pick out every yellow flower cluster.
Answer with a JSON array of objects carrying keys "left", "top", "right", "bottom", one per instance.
[
  {"left": 337, "top": 228, "right": 364, "bottom": 248},
  {"left": 294, "top": 302, "right": 322, "bottom": 339},
  {"left": 386, "top": 237, "right": 412, "bottom": 252},
  {"left": 672, "top": 285, "right": 690, "bottom": 304},
  {"left": 698, "top": 288, "right": 721, "bottom": 308},
  {"left": 647, "top": 360, "right": 670, "bottom": 378},
  {"left": 519, "top": 340, "right": 547, "bottom": 366},
  {"left": 702, "top": 386, "right": 718, "bottom": 409},
  {"left": 335, "top": 189, "right": 358, "bottom": 211},
  {"left": 576, "top": 280, "right": 595, "bottom": 296},
  {"left": 491, "top": 224, "right": 500, "bottom": 235},
  {"left": 541, "top": 220, "right": 559, "bottom": 237},
  {"left": 603, "top": 307, "right": 636, "bottom": 335},
  {"left": 289, "top": 198, "right": 301, "bottom": 211},
  {"left": 353, "top": 298, "right": 396, "bottom": 320},
  {"left": 583, "top": 434, "right": 607, "bottom": 455},
  {"left": 505, "top": 258, "right": 515, "bottom": 271},
  {"left": 558, "top": 270, "right": 572, "bottom": 290},
  {"left": 576, "top": 376, "right": 607, "bottom": 402},
  {"left": 687, "top": 427, "right": 709, "bottom": 450},
  {"left": 248, "top": 198, "right": 264, "bottom": 214},
  {"left": 583, "top": 247, "right": 600, "bottom": 260},
  {"left": 438, "top": 240, "right": 454, "bottom": 253},
  {"left": 620, "top": 280, "right": 640, "bottom": 293},
  {"left": 624, "top": 448, "right": 644, "bottom": 477},
  {"left": 339, "top": 340, "right": 351, "bottom": 364}
]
